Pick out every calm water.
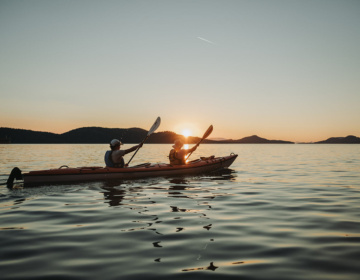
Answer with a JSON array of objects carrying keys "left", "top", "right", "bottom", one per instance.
[{"left": 1, "top": 144, "right": 359, "bottom": 280}]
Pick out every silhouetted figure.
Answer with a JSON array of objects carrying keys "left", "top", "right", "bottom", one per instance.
[
  {"left": 104, "top": 139, "right": 143, "bottom": 168},
  {"left": 169, "top": 139, "right": 198, "bottom": 165}
]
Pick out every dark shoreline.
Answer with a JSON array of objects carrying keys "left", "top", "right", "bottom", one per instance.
[{"left": 1, "top": 127, "right": 359, "bottom": 144}]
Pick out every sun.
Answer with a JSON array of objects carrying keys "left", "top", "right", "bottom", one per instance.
[
  {"left": 174, "top": 123, "right": 200, "bottom": 138},
  {"left": 181, "top": 129, "right": 192, "bottom": 138}
]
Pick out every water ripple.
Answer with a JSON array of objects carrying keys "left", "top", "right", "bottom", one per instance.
[{"left": 1, "top": 144, "right": 360, "bottom": 279}]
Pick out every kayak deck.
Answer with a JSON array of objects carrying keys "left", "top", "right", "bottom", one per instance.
[{"left": 10, "top": 154, "right": 237, "bottom": 185}]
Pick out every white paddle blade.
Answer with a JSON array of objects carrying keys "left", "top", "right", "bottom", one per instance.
[
  {"left": 147, "top": 117, "right": 161, "bottom": 136},
  {"left": 203, "top": 125, "right": 213, "bottom": 139}
]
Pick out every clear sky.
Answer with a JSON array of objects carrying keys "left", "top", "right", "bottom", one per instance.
[{"left": 1, "top": 0, "right": 359, "bottom": 142}]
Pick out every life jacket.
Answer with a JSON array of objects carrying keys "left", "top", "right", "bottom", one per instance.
[
  {"left": 104, "top": 150, "right": 125, "bottom": 168},
  {"left": 169, "top": 149, "right": 185, "bottom": 165}
]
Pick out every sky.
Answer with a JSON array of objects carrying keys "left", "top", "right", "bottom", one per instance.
[{"left": 1, "top": 0, "right": 359, "bottom": 142}]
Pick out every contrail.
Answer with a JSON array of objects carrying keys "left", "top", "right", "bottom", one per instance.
[{"left": 197, "top": 37, "right": 216, "bottom": 45}]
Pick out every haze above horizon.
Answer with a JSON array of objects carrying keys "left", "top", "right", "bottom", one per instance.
[{"left": 1, "top": 0, "right": 359, "bottom": 142}]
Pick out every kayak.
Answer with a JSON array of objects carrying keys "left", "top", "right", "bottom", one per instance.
[{"left": 7, "top": 154, "right": 238, "bottom": 186}]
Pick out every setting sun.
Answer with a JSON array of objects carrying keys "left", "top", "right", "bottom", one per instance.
[
  {"left": 181, "top": 129, "right": 192, "bottom": 137},
  {"left": 174, "top": 123, "right": 201, "bottom": 138}
]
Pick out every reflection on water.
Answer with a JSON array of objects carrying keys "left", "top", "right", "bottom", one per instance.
[
  {"left": 101, "top": 181, "right": 127, "bottom": 207},
  {"left": 1, "top": 144, "right": 360, "bottom": 280}
]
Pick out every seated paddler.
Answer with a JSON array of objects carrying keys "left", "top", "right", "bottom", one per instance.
[
  {"left": 105, "top": 139, "right": 143, "bottom": 168},
  {"left": 169, "top": 139, "right": 198, "bottom": 165}
]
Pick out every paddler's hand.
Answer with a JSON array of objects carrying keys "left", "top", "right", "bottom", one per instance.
[{"left": 138, "top": 142, "right": 143, "bottom": 148}]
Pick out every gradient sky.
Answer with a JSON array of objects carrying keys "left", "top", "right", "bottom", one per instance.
[{"left": 1, "top": 0, "right": 359, "bottom": 142}]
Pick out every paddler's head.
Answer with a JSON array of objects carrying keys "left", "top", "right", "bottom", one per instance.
[
  {"left": 173, "top": 139, "right": 184, "bottom": 150},
  {"left": 110, "top": 139, "right": 122, "bottom": 150}
]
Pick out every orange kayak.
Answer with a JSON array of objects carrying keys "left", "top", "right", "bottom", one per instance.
[{"left": 8, "top": 154, "right": 237, "bottom": 186}]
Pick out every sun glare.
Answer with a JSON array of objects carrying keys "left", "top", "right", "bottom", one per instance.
[{"left": 182, "top": 129, "right": 192, "bottom": 137}]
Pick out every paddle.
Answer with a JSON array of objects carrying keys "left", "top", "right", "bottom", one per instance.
[
  {"left": 127, "top": 117, "right": 161, "bottom": 166},
  {"left": 186, "top": 125, "right": 213, "bottom": 160}
]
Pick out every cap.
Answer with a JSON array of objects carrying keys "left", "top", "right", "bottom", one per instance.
[
  {"left": 110, "top": 139, "right": 122, "bottom": 147},
  {"left": 172, "top": 139, "right": 183, "bottom": 148}
]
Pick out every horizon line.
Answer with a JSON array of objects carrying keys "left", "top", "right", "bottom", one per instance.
[{"left": 0, "top": 126, "right": 359, "bottom": 144}]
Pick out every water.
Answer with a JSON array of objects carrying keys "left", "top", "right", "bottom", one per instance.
[{"left": 1, "top": 144, "right": 359, "bottom": 280}]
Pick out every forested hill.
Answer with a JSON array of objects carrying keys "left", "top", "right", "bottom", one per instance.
[
  {"left": 314, "top": 135, "right": 360, "bottom": 144},
  {"left": 0, "top": 127, "right": 204, "bottom": 144},
  {"left": 6, "top": 127, "right": 349, "bottom": 144},
  {"left": 223, "top": 135, "right": 294, "bottom": 144}
]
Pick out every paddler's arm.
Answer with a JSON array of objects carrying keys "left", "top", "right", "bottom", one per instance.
[
  {"left": 189, "top": 144, "right": 199, "bottom": 153},
  {"left": 124, "top": 143, "right": 143, "bottom": 155},
  {"left": 180, "top": 144, "right": 198, "bottom": 158}
]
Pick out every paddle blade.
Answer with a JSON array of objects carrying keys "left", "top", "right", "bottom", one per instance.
[
  {"left": 186, "top": 125, "right": 213, "bottom": 161},
  {"left": 202, "top": 125, "right": 213, "bottom": 140},
  {"left": 147, "top": 116, "right": 161, "bottom": 136}
]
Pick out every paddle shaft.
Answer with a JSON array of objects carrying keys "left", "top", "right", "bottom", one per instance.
[
  {"left": 126, "top": 117, "right": 161, "bottom": 166},
  {"left": 126, "top": 136, "right": 149, "bottom": 166},
  {"left": 185, "top": 140, "right": 202, "bottom": 160},
  {"left": 186, "top": 125, "right": 213, "bottom": 160}
]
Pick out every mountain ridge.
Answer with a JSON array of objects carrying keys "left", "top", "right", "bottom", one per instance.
[
  {"left": 314, "top": 135, "right": 360, "bottom": 144},
  {"left": 1, "top": 127, "right": 359, "bottom": 144},
  {"left": 222, "top": 135, "right": 294, "bottom": 144}
]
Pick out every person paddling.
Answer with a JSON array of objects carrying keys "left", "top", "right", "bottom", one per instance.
[
  {"left": 169, "top": 139, "right": 198, "bottom": 165},
  {"left": 105, "top": 139, "right": 143, "bottom": 168}
]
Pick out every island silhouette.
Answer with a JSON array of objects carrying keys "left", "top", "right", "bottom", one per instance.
[{"left": 0, "top": 127, "right": 359, "bottom": 144}]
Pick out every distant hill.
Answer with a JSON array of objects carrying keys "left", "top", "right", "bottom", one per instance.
[
  {"left": 315, "top": 135, "right": 360, "bottom": 144},
  {"left": 61, "top": 127, "right": 148, "bottom": 143},
  {"left": 0, "top": 128, "right": 63, "bottom": 143},
  {"left": 223, "top": 135, "right": 294, "bottom": 144},
  {"left": 0, "top": 127, "right": 203, "bottom": 144},
  {"left": 0, "top": 127, "right": 315, "bottom": 144},
  {"left": 1, "top": 127, "right": 358, "bottom": 144},
  {"left": 208, "top": 137, "right": 229, "bottom": 141}
]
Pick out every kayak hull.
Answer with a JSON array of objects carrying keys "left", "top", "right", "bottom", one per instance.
[{"left": 22, "top": 154, "right": 238, "bottom": 184}]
